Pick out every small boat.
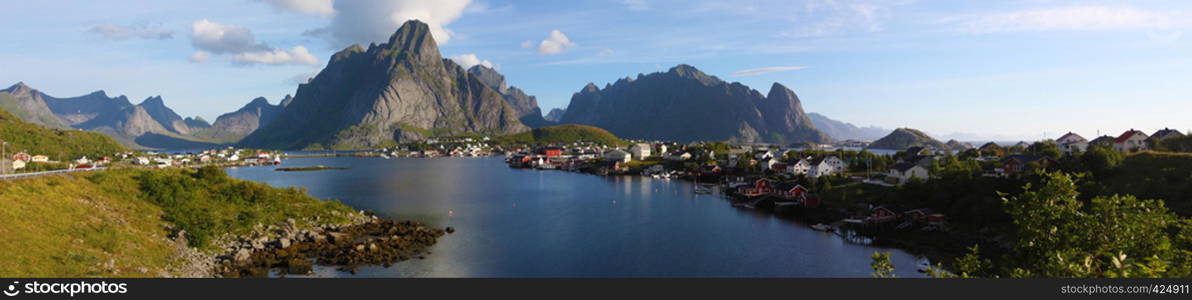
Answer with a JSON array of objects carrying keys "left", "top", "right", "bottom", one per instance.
[
  {"left": 380, "top": 153, "right": 391, "bottom": 159},
  {"left": 811, "top": 223, "right": 833, "bottom": 232},
  {"left": 694, "top": 186, "right": 712, "bottom": 194}
]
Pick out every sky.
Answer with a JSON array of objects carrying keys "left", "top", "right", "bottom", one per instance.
[{"left": 2, "top": 0, "right": 1191, "bottom": 141}]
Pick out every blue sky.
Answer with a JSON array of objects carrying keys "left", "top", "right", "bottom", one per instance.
[{"left": 2, "top": 0, "right": 1191, "bottom": 141}]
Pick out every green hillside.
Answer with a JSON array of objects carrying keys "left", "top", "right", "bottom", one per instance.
[
  {"left": 0, "top": 107, "right": 127, "bottom": 160},
  {"left": 1089, "top": 151, "right": 1192, "bottom": 216},
  {"left": 497, "top": 124, "right": 625, "bottom": 145}
]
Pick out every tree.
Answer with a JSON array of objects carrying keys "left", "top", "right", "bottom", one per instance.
[
  {"left": 1001, "top": 171, "right": 1178, "bottom": 277},
  {"left": 1079, "top": 145, "right": 1122, "bottom": 175},
  {"left": 1028, "top": 140, "right": 1062, "bottom": 160},
  {"left": 870, "top": 252, "right": 896, "bottom": 278}
]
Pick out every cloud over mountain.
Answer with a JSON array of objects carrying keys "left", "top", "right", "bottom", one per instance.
[{"left": 305, "top": 0, "right": 472, "bottom": 47}]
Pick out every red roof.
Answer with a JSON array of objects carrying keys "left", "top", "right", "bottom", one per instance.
[{"left": 1114, "top": 130, "right": 1146, "bottom": 143}]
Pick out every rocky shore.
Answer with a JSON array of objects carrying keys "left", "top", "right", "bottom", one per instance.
[{"left": 206, "top": 211, "right": 451, "bottom": 277}]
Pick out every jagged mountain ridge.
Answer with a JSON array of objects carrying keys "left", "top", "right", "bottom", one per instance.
[
  {"left": 558, "top": 64, "right": 830, "bottom": 143},
  {"left": 239, "top": 20, "right": 531, "bottom": 149}
]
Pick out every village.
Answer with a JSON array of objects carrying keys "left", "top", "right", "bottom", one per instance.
[{"left": 0, "top": 146, "right": 286, "bottom": 178}]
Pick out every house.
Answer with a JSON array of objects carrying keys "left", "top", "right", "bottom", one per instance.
[
  {"left": 808, "top": 156, "right": 845, "bottom": 178},
  {"left": 754, "top": 150, "right": 775, "bottom": 160},
  {"left": 1152, "top": 128, "right": 1185, "bottom": 140},
  {"left": 629, "top": 143, "right": 652, "bottom": 160},
  {"left": 540, "top": 147, "right": 563, "bottom": 158},
  {"left": 134, "top": 157, "right": 151, "bottom": 165},
  {"left": 698, "top": 165, "right": 722, "bottom": 176},
  {"left": 257, "top": 151, "right": 271, "bottom": 159},
  {"left": 867, "top": 205, "right": 902, "bottom": 224},
  {"left": 888, "top": 162, "right": 929, "bottom": 184},
  {"left": 1056, "top": 132, "right": 1089, "bottom": 154},
  {"left": 1088, "top": 135, "right": 1116, "bottom": 148},
  {"left": 663, "top": 151, "right": 692, "bottom": 161},
  {"left": 904, "top": 208, "right": 946, "bottom": 226},
  {"left": 787, "top": 159, "right": 811, "bottom": 175},
  {"left": 759, "top": 157, "right": 779, "bottom": 172},
  {"left": 31, "top": 155, "right": 49, "bottom": 162},
  {"left": 1113, "top": 129, "right": 1149, "bottom": 152},
  {"left": 604, "top": 149, "right": 632, "bottom": 163},
  {"left": 75, "top": 156, "right": 90, "bottom": 165},
  {"left": 738, "top": 178, "right": 773, "bottom": 197},
  {"left": 771, "top": 182, "right": 809, "bottom": 200},
  {"left": 1000, "top": 154, "right": 1054, "bottom": 176},
  {"left": 11, "top": 152, "right": 31, "bottom": 162}
]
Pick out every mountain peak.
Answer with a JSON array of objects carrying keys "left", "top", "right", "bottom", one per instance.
[
  {"left": 141, "top": 95, "right": 165, "bottom": 107},
  {"left": 279, "top": 94, "right": 294, "bottom": 107},
  {"left": 248, "top": 96, "right": 270, "bottom": 106},
  {"left": 467, "top": 65, "right": 507, "bottom": 93},
  {"left": 668, "top": 64, "right": 703, "bottom": 77},
  {"left": 382, "top": 19, "right": 439, "bottom": 62}
]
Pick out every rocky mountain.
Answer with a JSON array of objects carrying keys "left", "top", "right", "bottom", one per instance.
[
  {"left": 184, "top": 117, "right": 211, "bottom": 129},
  {"left": 867, "top": 128, "right": 949, "bottom": 151},
  {"left": 239, "top": 20, "right": 530, "bottom": 150},
  {"left": 0, "top": 82, "right": 70, "bottom": 129},
  {"left": 466, "top": 65, "right": 552, "bottom": 128},
  {"left": 544, "top": 108, "right": 566, "bottom": 122},
  {"left": 808, "top": 113, "right": 888, "bottom": 141},
  {"left": 194, "top": 96, "right": 286, "bottom": 143},
  {"left": 946, "top": 139, "right": 974, "bottom": 150},
  {"left": 1, "top": 82, "right": 220, "bottom": 149},
  {"left": 558, "top": 64, "right": 830, "bottom": 143}
]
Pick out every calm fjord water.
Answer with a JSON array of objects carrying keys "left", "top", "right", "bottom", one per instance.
[{"left": 226, "top": 157, "right": 924, "bottom": 277}]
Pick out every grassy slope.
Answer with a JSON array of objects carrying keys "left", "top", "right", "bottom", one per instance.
[
  {"left": 0, "top": 107, "right": 127, "bottom": 160},
  {"left": 0, "top": 168, "right": 356, "bottom": 277},
  {"left": 497, "top": 124, "right": 625, "bottom": 146}
]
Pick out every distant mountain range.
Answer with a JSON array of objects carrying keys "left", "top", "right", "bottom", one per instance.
[
  {"left": 239, "top": 20, "right": 534, "bottom": 150},
  {"left": 544, "top": 108, "right": 566, "bottom": 122},
  {"left": 558, "top": 64, "right": 830, "bottom": 144},
  {"left": 807, "top": 113, "right": 888, "bottom": 141}
]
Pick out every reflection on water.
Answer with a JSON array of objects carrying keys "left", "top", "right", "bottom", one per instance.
[{"left": 227, "top": 157, "right": 925, "bottom": 277}]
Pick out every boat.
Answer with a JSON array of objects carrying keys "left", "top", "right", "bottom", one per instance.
[
  {"left": 811, "top": 223, "right": 833, "bottom": 232},
  {"left": 694, "top": 186, "right": 712, "bottom": 194},
  {"left": 380, "top": 153, "right": 391, "bottom": 159}
]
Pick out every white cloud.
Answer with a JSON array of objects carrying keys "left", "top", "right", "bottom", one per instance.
[
  {"left": 308, "top": 0, "right": 472, "bottom": 47},
  {"left": 88, "top": 24, "right": 174, "bottom": 40},
  {"left": 623, "top": 0, "right": 649, "bottom": 11},
  {"left": 450, "top": 53, "right": 493, "bottom": 69},
  {"left": 189, "top": 19, "right": 318, "bottom": 66},
  {"left": 233, "top": 46, "right": 320, "bottom": 66},
  {"left": 944, "top": 6, "right": 1174, "bottom": 33},
  {"left": 730, "top": 66, "right": 807, "bottom": 77},
  {"left": 190, "top": 19, "right": 268, "bottom": 54},
  {"left": 536, "top": 30, "right": 576, "bottom": 55},
  {"left": 520, "top": 40, "right": 534, "bottom": 48},
  {"left": 258, "top": 0, "right": 336, "bottom": 17},
  {"left": 188, "top": 52, "right": 210, "bottom": 63}
]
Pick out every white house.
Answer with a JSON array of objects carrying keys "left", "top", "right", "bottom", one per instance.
[
  {"left": 75, "top": 156, "right": 90, "bottom": 165},
  {"left": 787, "top": 159, "right": 811, "bottom": 175},
  {"left": 888, "top": 162, "right": 929, "bottom": 184},
  {"left": 604, "top": 149, "right": 632, "bottom": 163},
  {"left": 31, "top": 155, "right": 50, "bottom": 162},
  {"left": 664, "top": 151, "right": 692, "bottom": 161},
  {"left": 629, "top": 143, "right": 652, "bottom": 160},
  {"left": 1113, "top": 129, "right": 1149, "bottom": 152},
  {"left": 808, "top": 156, "right": 846, "bottom": 178},
  {"left": 1056, "top": 132, "right": 1088, "bottom": 154}
]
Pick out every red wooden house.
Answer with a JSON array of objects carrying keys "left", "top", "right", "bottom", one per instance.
[
  {"left": 771, "top": 182, "right": 808, "bottom": 200},
  {"left": 866, "top": 205, "right": 902, "bottom": 224},
  {"left": 539, "top": 147, "right": 563, "bottom": 157},
  {"left": 738, "top": 178, "right": 773, "bottom": 197}
]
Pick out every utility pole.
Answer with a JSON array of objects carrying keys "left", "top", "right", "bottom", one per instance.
[{"left": 2, "top": 141, "right": 7, "bottom": 175}]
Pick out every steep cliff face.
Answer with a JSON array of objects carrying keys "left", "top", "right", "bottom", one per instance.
[
  {"left": 239, "top": 20, "right": 530, "bottom": 149},
  {"left": 558, "top": 64, "right": 830, "bottom": 143},
  {"left": 466, "top": 65, "right": 552, "bottom": 128}
]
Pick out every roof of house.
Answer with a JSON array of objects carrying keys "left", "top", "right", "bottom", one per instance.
[
  {"left": 809, "top": 156, "right": 839, "bottom": 166},
  {"left": 1089, "top": 135, "right": 1116, "bottom": 145},
  {"left": 1153, "top": 128, "right": 1184, "bottom": 139},
  {"left": 773, "top": 182, "right": 805, "bottom": 191},
  {"left": 978, "top": 142, "right": 1002, "bottom": 151},
  {"left": 1057, "top": 132, "right": 1087, "bottom": 143},
  {"left": 890, "top": 162, "right": 918, "bottom": 172},
  {"left": 1003, "top": 154, "right": 1051, "bottom": 164},
  {"left": 1114, "top": 129, "right": 1147, "bottom": 143},
  {"left": 905, "top": 208, "right": 936, "bottom": 215}
]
